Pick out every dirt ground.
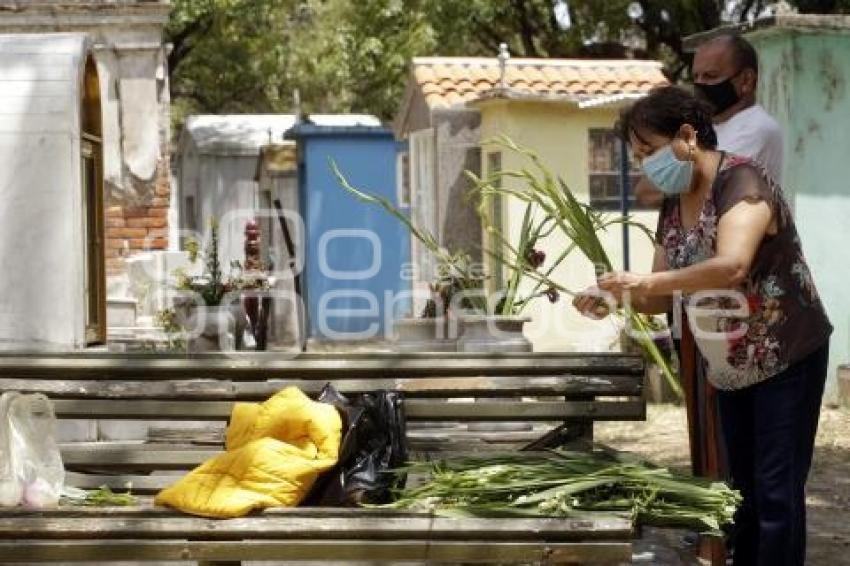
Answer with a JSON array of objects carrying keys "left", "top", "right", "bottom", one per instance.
[{"left": 596, "top": 404, "right": 850, "bottom": 565}]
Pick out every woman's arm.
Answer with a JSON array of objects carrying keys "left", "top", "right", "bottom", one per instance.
[
  {"left": 597, "top": 198, "right": 773, "bottom": 302},
  {"left": 573, "top": 245, "right": 672, "bottom": 318},
  {"left": 631, "top": 246, "right": 674, "bottom": 314},
  {"left": 645, "top": 199, "right": 773, "bottom": 296}
]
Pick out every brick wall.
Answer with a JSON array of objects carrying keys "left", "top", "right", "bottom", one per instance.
[{"left": 105, "top": 162, "right": 170, "bottom": 274}]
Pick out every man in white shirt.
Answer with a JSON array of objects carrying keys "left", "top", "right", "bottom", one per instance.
[{"left": 636, "top": 34, "right": 784, "bottom": 206}]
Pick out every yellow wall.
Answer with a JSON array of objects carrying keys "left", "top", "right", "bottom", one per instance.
[{"left": 478, "top": 100, "right": 658, "bottom": 352}]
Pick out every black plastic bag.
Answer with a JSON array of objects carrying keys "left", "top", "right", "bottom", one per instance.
[{"left": 305, "top": 384, "right": 408, "bottom": 506}]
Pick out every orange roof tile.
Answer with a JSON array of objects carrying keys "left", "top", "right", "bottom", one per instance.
[{"left": 408, "top": 57, "right": 668, "bottom": 109}]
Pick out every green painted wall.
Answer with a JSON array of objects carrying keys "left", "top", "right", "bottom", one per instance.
[{"left": 749, "top": 27, "right": 850, "bottom": 402}]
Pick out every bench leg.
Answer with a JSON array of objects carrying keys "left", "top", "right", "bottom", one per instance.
[
  {"left": 567, "top": 420, "right": 593, "bottom": 447},
  {"left": 698, "top": 535, "right": 727, "bottom": 566},
  {"left": 522, "top": 420, "right": 592, "bottom": 451},
  {"left": 522, "top": 394, "right": 596, "bottom": 451}
]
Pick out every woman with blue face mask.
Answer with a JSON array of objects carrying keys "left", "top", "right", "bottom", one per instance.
[{"left": 573, "top": 86, "right": 832, "bottom": 566}]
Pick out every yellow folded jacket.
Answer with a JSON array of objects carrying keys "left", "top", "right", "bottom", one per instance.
[{"left": 154, "top": 386, "right": 342, "bottom": 518}]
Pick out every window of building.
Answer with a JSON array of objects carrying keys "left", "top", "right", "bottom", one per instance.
[{"left": 588, "top": 129, "right": 643, "bottom": 210}]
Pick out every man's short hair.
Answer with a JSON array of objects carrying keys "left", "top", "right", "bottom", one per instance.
[{"left": 713, "top": 33, "right": 759, "bottom": 76}]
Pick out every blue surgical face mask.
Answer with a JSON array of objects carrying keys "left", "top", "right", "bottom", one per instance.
[{"left": 641, "top": 144, "right": 694, "bottom": 195}]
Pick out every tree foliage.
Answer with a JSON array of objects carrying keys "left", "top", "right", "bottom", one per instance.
[
  {"left": 166, "top": 0, "right": 850, "bottom": 126},
  {"left": 167, "top": 0, "right": 295, "bottom": 124}
]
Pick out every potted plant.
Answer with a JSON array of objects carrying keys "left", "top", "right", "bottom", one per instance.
[
  {"left": 456, "top": 161, "right": 577, "bottom": 353},
  {"left": 392, "top": 250, "right": 488, "bottom": 351},
  {"left": 333, "top": 164, "right": 489, "bottom": 351},
  {"left": 334, "top": 159, "right": 575, "bottom": 353},
  {"left": 171, "top": 220, "right": 269, "bottom": 352},
  {"left": 478, "top": 136, "right": 682, "bottom": 398}
]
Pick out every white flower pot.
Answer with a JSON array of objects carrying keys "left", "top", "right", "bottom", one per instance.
[{"left": 186, "top": 305, "right": 236, "bottom": 352}]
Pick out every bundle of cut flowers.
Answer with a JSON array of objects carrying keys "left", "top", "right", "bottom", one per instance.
[
  {"left": 472, "top": 136, "right": 682, "bottom": 397},
  {"left": 383, "top": 450, "right": 740, "bottom": 535}
]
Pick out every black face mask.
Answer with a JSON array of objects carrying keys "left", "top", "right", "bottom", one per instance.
[{"left": 694, "top": 75, "right": 740, "bottom": 115}]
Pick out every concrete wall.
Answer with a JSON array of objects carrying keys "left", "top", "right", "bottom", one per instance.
[
  {"left": 749, "top": 27, "right": 850, "bottom": 402},
  {"left": 176, "top": 147, "right": 260, "bottom": 270},
  {"left": 198, "top": 154, "right": 259, "bottom": 269},
  {"left": 0, "top": 35, "right": 88, "bottom": 350},
  {"left": 0, "top": 1, "right": 173, "bottom": 275},
  {"left": 478, "top": 100, "right": 658, "bottom": 352}
]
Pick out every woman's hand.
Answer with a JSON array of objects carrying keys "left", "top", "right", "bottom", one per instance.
[
  {"left": 597, "top": 271, "right": 653, "bottom": 304},
  {"left": 572, "top": 287, "right": 615, "bottom": 320}
]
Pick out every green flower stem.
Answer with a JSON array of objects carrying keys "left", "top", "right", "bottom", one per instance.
[
  {"left": 379, "top": 450, "right": 740, "bottom": 535},
  {"left": 626, "top": 308, "right": 683, "bottom": 398}
]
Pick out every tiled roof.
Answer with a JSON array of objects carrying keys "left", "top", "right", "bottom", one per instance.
[{"left": 409, "top": 57, "right": 668, "bottom": 109}]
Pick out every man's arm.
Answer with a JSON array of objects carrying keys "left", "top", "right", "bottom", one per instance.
[
  {"left": 759, "top": 118, "right": 784, "bottom": 184},
  {"left": 634, "top": 176, "right": 664, "bottom": 209}
]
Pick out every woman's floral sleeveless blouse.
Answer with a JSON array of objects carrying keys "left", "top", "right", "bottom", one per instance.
[{"left": 657, "top": 154, "right": 832, "bottom": 390}]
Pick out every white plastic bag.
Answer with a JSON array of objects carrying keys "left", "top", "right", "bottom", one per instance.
[
  {"left": 0, "top": 392, "right": 65, "bottom": 508},
  {"left": 0, "top": 392, "right": 23, "bottom": 506}
]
